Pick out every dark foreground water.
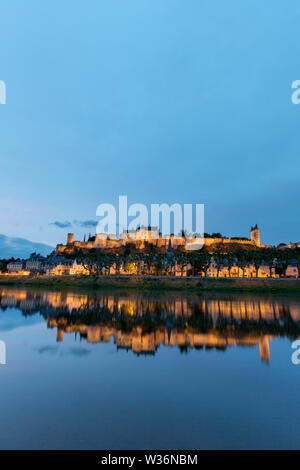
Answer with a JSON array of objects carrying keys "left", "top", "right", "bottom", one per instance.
[{"left": 0, "top": 287, "right": 299, "bottom": 450}]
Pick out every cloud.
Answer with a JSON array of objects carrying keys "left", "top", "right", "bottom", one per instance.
[
  {"left": 67, "top": 347, "right": 91, "bottom": 356},
  {"left": 36, "top": 345, "right": 59, "bottom": 355},
  {"left": 50, "top": 221, "right": 72, "bottom": 228},
  {"left": 74, "top": 220, "right": 98, "bottom": 228},
  {"left": 49, "top": 219, "right": 99, "bottom": 229}
]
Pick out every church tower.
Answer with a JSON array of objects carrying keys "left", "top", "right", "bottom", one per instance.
[{"left": 250, "top": 225, "right": 260, "bottom": 246}]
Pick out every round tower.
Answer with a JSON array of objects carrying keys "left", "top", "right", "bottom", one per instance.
[{"left": 250, "top": 225, "right": 260, "bottom": 246}]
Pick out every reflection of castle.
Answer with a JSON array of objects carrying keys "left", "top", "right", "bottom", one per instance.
[
  {"left": 1, "top": 288, "right": 300, "bottom": 363},
  {"left": 56, "top": 225, "right": 263, "bottom": 254},
  {"left": 52, "top": 322, "right": 272, "bottom": 363}
]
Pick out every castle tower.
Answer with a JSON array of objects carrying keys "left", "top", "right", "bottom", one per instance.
[
  {"left": 259, "top": 336, "right": 270, "bottom": 364},
  {"left": 250, "top": 224, "right": 260, "bottom": 246},
  {"left": 67, "top": 233, "right": 74, "bottom": 245},
  {"left": 56, "top": 328, "right": 64, "bottom": 342}
]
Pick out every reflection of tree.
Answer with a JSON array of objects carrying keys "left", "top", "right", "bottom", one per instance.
[{"left": 179, "top": 345, "right": 190, "bottom": 354}]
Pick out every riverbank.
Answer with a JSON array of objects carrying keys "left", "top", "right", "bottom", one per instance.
[{"left": 1, "top": 274, "right": 300, "bottom": 293}]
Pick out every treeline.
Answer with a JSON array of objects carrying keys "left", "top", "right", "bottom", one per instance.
[{"left": 64, "top": 246, "right": 300, "bottom": 277}]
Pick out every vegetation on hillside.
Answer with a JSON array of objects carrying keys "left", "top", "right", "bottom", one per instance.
[{"left": 60, "top": 244, "right": 300, "bottom": 278}]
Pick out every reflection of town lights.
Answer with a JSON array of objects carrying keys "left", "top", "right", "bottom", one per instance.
[{"left": 1, "top": 288, "right": 300, "bottom": 363}]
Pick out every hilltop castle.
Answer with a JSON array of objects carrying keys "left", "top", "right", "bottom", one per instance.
[{"left": 55, "top": 225, "right": 264, "bottom": 254}]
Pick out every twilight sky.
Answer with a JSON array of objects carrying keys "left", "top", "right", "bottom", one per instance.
[{"left": 0, "top": 0, "right": 300, "bottom": 247}]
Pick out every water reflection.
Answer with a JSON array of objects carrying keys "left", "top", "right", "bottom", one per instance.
[{"left": 1, "top": 288, "right": 299, "bottom": 364}]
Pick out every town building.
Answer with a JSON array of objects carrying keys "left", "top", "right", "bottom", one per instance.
[
  {"left": 25, "top": 254, "right": 45, "bottom": 272},
  {"left": 7, "top": 261, "right": 24, "bottom": 273}
]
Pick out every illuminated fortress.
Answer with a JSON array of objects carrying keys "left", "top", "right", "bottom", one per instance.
[{"left": 55, "top": 224, "right": 264, "bottom": 254}]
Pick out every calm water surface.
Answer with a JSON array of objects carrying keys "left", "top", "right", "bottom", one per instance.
[{"left": 0, "top": 287, "right": 299, "bottom": 450}]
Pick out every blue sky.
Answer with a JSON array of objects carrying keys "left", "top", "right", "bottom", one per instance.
[{"left": 0, "top": 0, "right": 300, "bottom": 247}]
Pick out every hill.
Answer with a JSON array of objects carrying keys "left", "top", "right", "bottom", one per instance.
[{"left": 0, "top": 234, "right": 53, "bottom": 259}]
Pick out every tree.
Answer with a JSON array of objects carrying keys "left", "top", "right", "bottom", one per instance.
[
  {"left": 213, "top": 252, "right": 225, "bottom": 277},
  {"left": 252, "top": 251, "right": 263, "bottom": 278},
  {"left": 278, "top": 250, "right": 292, "bottom": 278},
  {"left": 174, "top": 252, "right": 189, "bottom": 277},
  {"left": 211, "top": 233, "right": 222, "bottom": 239},
  {"left": 115, "top": 254, "right": 124, "bottom": 275},
  {"left": 236, "top": 249, "right": 250, "bottom": 277},
  {"left": 226, "top": 252, "right": 235, "bottom": 277},
  {"left": 195, "top": 250, "right": 211, "bottom": 277}
]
